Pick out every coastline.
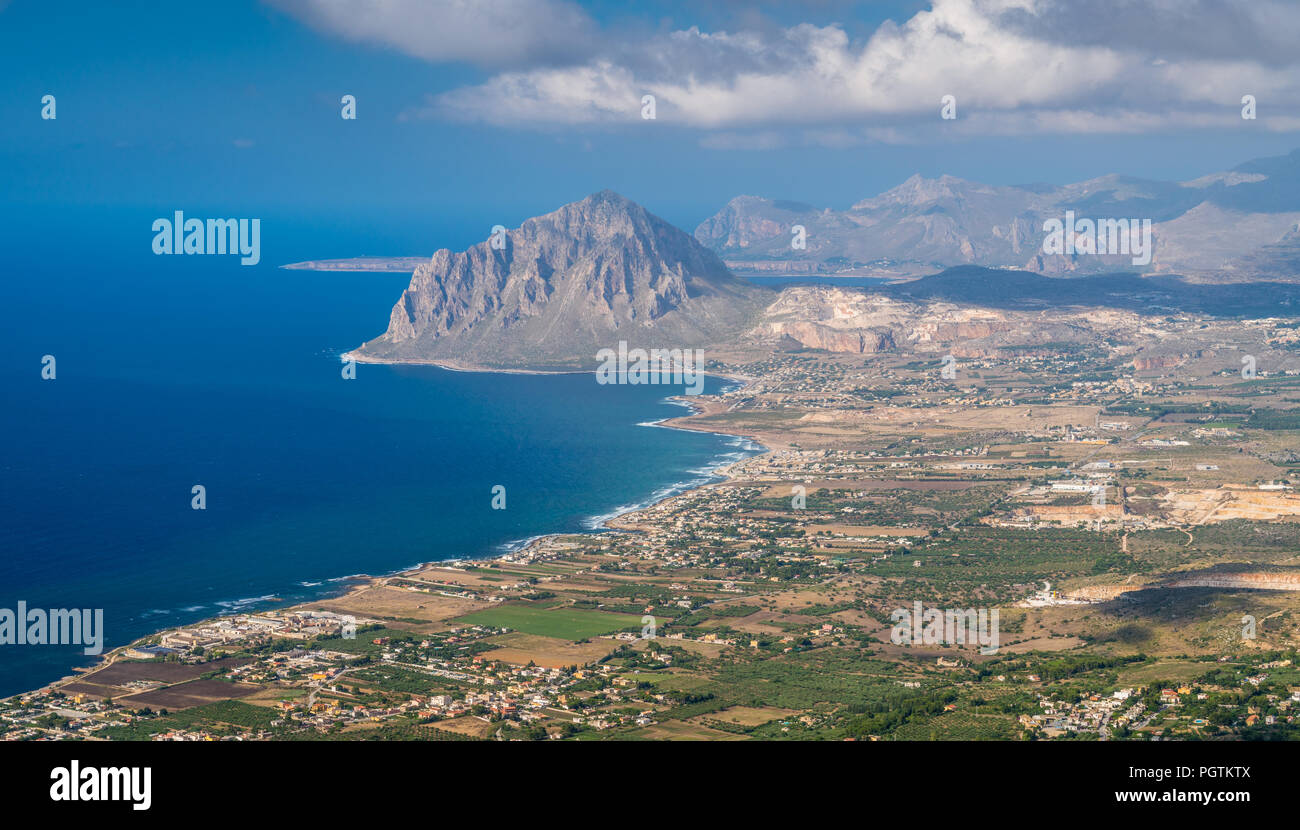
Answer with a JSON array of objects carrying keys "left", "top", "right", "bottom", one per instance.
[
  {"left": 280, "top": 257, "right": 429, "bottom": 273},
  {"left": 346, "top": 351, "right": 588, "bottom": 375},
  {"left": 11, "top": 368, "right": 768, "bottom": 703},
  {"left": 343, "top": 350, "right": 758, "bottom": 389}
]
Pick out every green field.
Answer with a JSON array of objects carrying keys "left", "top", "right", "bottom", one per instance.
[{"left": 455, "top": 603, "right": 644, "bottom": 640}]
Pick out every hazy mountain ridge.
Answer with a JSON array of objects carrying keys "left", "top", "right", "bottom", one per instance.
[
  {"left": 697, "top": 149, "right": 1300, "bottom": 281},
  {"left": 352, "top": 186, "right": 1300, "bottom": 371}
]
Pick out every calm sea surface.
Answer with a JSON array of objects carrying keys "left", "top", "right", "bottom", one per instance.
[{"left": 0, "top": 208, "right": 759, "bottom": 697}]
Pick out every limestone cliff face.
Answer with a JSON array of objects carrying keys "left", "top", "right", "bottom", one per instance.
[
  {"left": 770, "top": 321, "right": 895, "bottom": 353},
  {"left": 753, "top": 284, "right": 1108, "bottom": 356},
  {"left": 1132, "top": 353, "right": 1192, "bottom": 371},
  {"left": 927, "top": 321, "right": 1016, "bottom": 341},
  {"left": 357, "top": 191, "right": 772, "bottom": 368},
  {"left": 1167, "top": 572, "right": 1300, "bottom": 590}
]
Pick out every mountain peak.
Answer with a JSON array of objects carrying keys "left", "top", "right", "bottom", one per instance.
[
  {"left": 577, "top": 189, "right": 638, "bottom": 208},
  {"left": 356, "top": 193, "right": 771, "bottom": 369},
  {"left": 852, "top": 173, "right": 988, "bottom": 211}
]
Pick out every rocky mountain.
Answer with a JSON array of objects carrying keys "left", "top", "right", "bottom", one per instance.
[
  {"left": 354, "top": 191, "right": 773, "bottom": 369},
  {"left": 754, "top": 282, "right": 1098, "bottom": 359},
  {"left": 696, "top": 149, "right": 1300, "bottom": 282},
  {"left": 747, "top": 270, "right": 1296, "bottom": 376}
]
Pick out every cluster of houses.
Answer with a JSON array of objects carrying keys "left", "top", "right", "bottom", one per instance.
[
  {"left": 1022, "top": 688, "right": 1141, "bottom": 736},
  {"left": 151, "top": 610, "right": 377, "bottom": 656}
]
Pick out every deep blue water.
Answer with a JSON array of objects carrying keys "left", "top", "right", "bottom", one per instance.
[{"left": 0, "top": 208, "right": 758, "bottom": 697}]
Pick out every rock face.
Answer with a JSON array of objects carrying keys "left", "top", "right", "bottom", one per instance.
[
  {"left": 356, "top": 191, "right": 772, "bottom": 369},
  {"left": 1166, "top": 572, "right": 1300, "bottom": 591},
  {"left": 769, "top": 321, "right": 895, "bottom": 354},
  {"left": 1131, "top": 353, "right": 1193, "bottom": 371},
  {"left": 1065, "top": 585, "right": 1146, "bottom": 601},
  {"left": 754, "top": 284, "right": 1098, "bottom": 356}
]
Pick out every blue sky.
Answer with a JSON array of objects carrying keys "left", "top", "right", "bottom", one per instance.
[{"left": 3, "top": 0, "right": 1299, "bottom": 252}]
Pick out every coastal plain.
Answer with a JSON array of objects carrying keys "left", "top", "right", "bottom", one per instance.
[
  {"left": 11, "top": 332, "right": 1300, "bottom": 741},
  {"left": 11, "top": 187, "right": 1300, "bottom": 742}
]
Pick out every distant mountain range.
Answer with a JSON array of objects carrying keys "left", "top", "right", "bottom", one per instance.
[
  {"left": 695, "top": 149, "right": 1300, "bottom": 282},
  {"left": 348, "top": 177, "right": 1300, "bottom": 370},
  {"left": 354, "top": 191, "right": 771, "bottom": 369}
]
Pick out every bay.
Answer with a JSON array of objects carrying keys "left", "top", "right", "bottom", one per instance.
[{"left": 0, "top": 207, "right": 757, "bottom": 697}]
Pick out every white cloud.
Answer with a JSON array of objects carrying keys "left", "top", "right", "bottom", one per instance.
[
  {"left": 278, "top": 0, "right": 1300, "bottom": 137},
  {"left": 267, "top": 0, "right": 597, "bottom": 69}
]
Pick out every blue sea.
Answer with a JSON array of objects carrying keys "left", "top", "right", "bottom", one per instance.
[{"left": 0, "top": 207, "right": 760, "bottom": 698}]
